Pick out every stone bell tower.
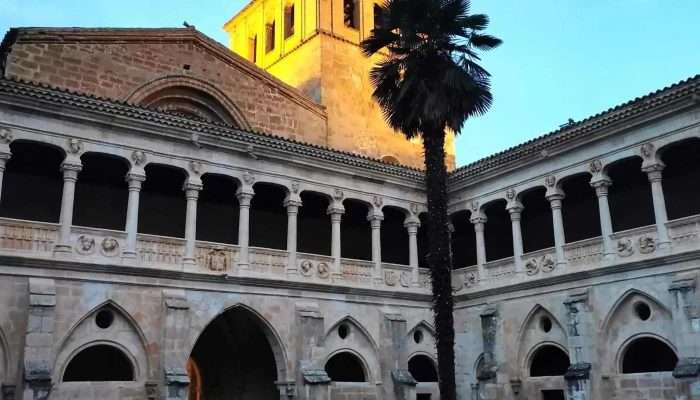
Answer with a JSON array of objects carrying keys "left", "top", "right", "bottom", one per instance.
[{"left": 223, "top": 0, "right": 456, "bottom": 169}]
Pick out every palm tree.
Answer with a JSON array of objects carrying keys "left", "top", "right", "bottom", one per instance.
[{"left": 361, "top": 0, "right": 500, "bottom": 398}]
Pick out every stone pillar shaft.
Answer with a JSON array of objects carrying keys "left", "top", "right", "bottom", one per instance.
[
  {"left": 547, "top": 194, "right": 567, "bottom": 267},
  {"left": 472, "top": 216, "right": 487, "bottom": 281},
  {"left": 405, "top": 221, "right": 421, "bottom": 287},
  {"left": 284, "top": 199, "right": 302, "bottom": 275},
  {"left": 591, "top": 179, "right": 614, "bottom": 260},
  {"left": 368, "top": 214, "right": 384, "bottom": 284},
  {"left": 643, "top": 164, "right": 670, "bottom": 249},
  {"left": 328, "top": 206, "right": 344, "bottom": 280},
  {"left": 508, "top": 206, "right": 524, "bottom": 273},
  {"left": 237, "top": 192, "right": 254, "bottom": 270},
  {"left": 0, "top": 152, "right": 10, "bottom": 205},
  {"left": 55, "top": 162, "right": 82, "bottom": 253},
  {"left": 183, "top": 182, "right": 202, "bottom": 266},
  {"left": 123, "top": 173, "right": 145, "bottom": 259}
]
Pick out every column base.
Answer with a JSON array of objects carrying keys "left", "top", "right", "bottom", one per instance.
[
  {"left": 121, "top": 254, "right": 138, "bottom": 267},
  {"left": 237, "top": 262, "right": 250, "bottom": 272},
  {"left": 182, "top": 258, "right": 198, "bottom": 272},
  {"left": 556, "top": 261, "right": 567, "bottom": 269},
  {"left": 657, "top": 240, "right": 671, "bottom": 251},
  {"left": 331, "top": 273, "right": 343, "bottom": 281},
  {"left": 410, "top": 280, "right": 421, "bottom": 288},
  {"left": 122, "top": 250, "right": 137, "bottom": 259},
  {"left": 373, "top": 276, "right": 384, "bottom": 285},
  {"left": 54, "top": 244, "right": 72, "bottom": 254},
  {"left": 286, "top": 268, "right": 299, "bottom": 276}
]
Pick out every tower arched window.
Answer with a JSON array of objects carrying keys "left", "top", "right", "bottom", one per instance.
[
  {"left": 249, "top": 34, "right": 258, "bottom": 63},
  {"left": 266, "top": 21, "right": 276, "bottom": 53},
  {"left": 284, "top": 4, "right": 295, "bottom": 39},
  {"left": 344, "top": 0, "right": 358, "bottom": 29}
]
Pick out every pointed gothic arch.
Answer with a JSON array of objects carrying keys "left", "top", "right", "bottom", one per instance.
[
  {"left": 516, "top": 304, "right": 568, "bottom": 373},
  {"left": 600, "top": 288, "right": 672, "bottom": 336}
]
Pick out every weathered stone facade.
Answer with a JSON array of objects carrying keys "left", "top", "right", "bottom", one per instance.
[{"left": 0, "top": 20, "right": 699, "bottom": 400}]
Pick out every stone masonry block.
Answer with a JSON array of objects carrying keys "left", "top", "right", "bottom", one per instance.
[
  {"left": 28, "top": 278, "right": 55, "bottom": 296},
  {"left": 29, "top": 295, "right": 55, "bottom": 307}
]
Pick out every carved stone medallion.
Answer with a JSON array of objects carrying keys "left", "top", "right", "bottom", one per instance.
[
  {"left": 206, "top": 247, "right": 228, "bottom": 271},
  {"left": 189, "top": 161, "right": 202, "bottom": 175},
  {"left": 100, "top": 238, "right": 120, "bottom": 257},
  {"left": 525, "top": 258, "right": 539, "bottom": 276},
  {"left": 638, "top": 235, "right": 656, "bottom": 254},
  {"left": 589, "top": 159, "right": 603, "bottom": 173},
  {"left": 291, "top": 181, "right": 300, "bottom": 194},
  {"left": 332, "top": 189, "right": 344, "bottom": 200},
  {"left": 0, "top": 127, "right": 12, "bottom": 143},
  {"left": 243, "top": 171, "right": 255, "bottom": 184},
  {"left": 465, "top": 272, "right": 477, "bottom": 287},
  {"left": 546, "top": 175, "right": 556, "bottom": 187},
  {"left": 616, "top": 238, "right": 634, "bottom": 258},
  {"left": 373, "top": 196, "right": 383, "bottom": 207},
  {"left": 300, "top": 260, "right": 314, "bottom": 277},
  {"left": 317, "top": 262, "right": 330, "bottom": 278},
  {"left": 470, "top": 201, "right": 479, "bottom": 211},
  {"left": 540, "top": 254, "right": 555, "bottom": 273},
  {"left": 385, "top": 270, "right": 397, "bottom": 286},
  {"left": 410, "top": 204, "right": 419, "bottom": 215},
  {"left": 131, "top": 151, "right": 146, "bottom": 166},
  {"left": 399, "top": 272, "right": 410, "bottom": 288},
  {"left": 66, "top": 139, "right": 84, "bottom": 155},
  {"left": 641, "top": 143, "right": 654, "bottom": 158},
  {"left": 75, "top": 235, "right": 95, "bottom": 255},
  {"left": 506, "top": 188, "right": 516, "bottom": 200},
  {"left": 452, "top": 275, "right": 464, "bottom": 291}
]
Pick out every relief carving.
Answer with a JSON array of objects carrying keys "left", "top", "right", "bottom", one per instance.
[
  {"left": 452, "top": 275, "right": 464, "bottom": 291},
  {"left": 470, "top": 201, "right": 479, "bottom": 211},
  {"left": 0, "top": 127, "right": 12, "bottom": 143},
  {"left": 385, "top": 271, "right": 397, "bottom": 286},
  {"left": 131, "top": 151, "right": 146, "bottom": 166},
  {"left": 410, "top": 204, "right": 419, "bottom": 215},
  {"left": 332, "top": 189, "right": 344, "bottom": 200},
  {"left": 373, "top": 196, "right": 383, "bottom": 207},
  {"left": 465, "top": 271, "right": 477, "bottom": 287},
  {"left": 291, "top": 181, "right": 300, "bottom": 194},
  {"left": 66, "top": 139, "right": 84, "bottom": 155},
  {"left": 506, "top": 188, "right": 516, "bottom": 200},
  {"left": 317, "top": 262, "right": 330, "bottom": 278},
  {"left": 189, "top": 161, "right": 202, "bottom": 175},
  {"left": 206, "top": 248, "right": 228, "bottom": 271},
  {"left": 638, "top": 235, "right": 656, "bottom": 254},
  {"left": 243, "top": 171, "right": 255, "bottom": 184},
  {"left": 617, "top": 238, "right": 634, "bottom": 258},
  {"left": 589, "top": 159, "right": 603, "bottom": 173},
  {"left": 541, "top": 254, "right": 555, "bottom": 272},
  {"left": 75, "top": 235, "right": 95, "bottom": 255},
  {"left": 300, "top": 260, "right": 314, "bottom": 277},
  {"left": 525, "top": 258, "right": 539, "bottom": 276},
  {"left": 100, "top": 238, "right": 120, "bottom": 257},
  {"left": 641, "top": 143, "right": 654, "bottom": 158},
  {"left": 546, "top": 175, "right": 556, "bottom": 187}
]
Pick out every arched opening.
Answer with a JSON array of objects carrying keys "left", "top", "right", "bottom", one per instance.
[
  {"left": 250, "top": 183, "right": 287, "bottom": 250},
  {"left": 483, "top": 200, "right": 513, "bottom": 262},
  {"left": 139, "top": 164, "right": 186, "bottom": 238},
  {"left": 608, "top": 157, "right": 655, "bottom": 232},
  {"left": 284, "top": 3, "right": 295, "bottom": 39},
  {"left": 451, "top": 211, "right": 477, "bottom": 269},
  {"left": 529, "top": 345, "right": 570, "bottom": 377},
  {"left": 73, "top": 153, "right": 129, "bottom": 231},
  {"left": 521, "top": 188, "right": 554, "bottom": 253},
  {"left": 381, "top": 155, "right": 399, "bottom": 164},
  {"left": 341, "top": 200, "right": 371, "bottom": 261},
  {"left": 408, "top": 355, "right": 438, "bottom": 382},
  {"left": 661, "top": 138, "right": 700, "bottom": 220},
  {"left": 621, "top": 337, "right": 678, "bottom": 374},
  {"left": 343, "top": 0, "right": 359, "bottom": 29},
  {"left": 189, "top": 307, "right": 281, "bottom": 398},
  {"left": 561, "top": 174, "right": 600, "bottom": 243},
  {"left": 0, "top": 141, "right": 64, "bottom": 222},
  {"left": 381, "top": 206, "right": 409, "bottom": 265},
  {"left": 325, "top": 352, "right": 366, "bottom": 382},
  {"left": 197, "top": 174, "right": 239, "bottom": 244},
  {"left": 373, "top": 3, "right": 382, "bottom": 30},
  {"left": 63, "top": 344, "right": 134, "bottom": 382},
  {"left": 138, "top": 87, "right": 239, "bottom": 126},
  {"left": 417, "top": 212, "right": 430, "bottom": 269},
  {"left": 297, "top": 192, "right": 331, "bottom": 255}
]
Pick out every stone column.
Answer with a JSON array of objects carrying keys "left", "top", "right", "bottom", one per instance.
[
  {"left": 0, "top": 151, "right": 10, "bottom": 204},
  {"left": 182, "top": 181, "right": 202, "bottom": 268},
  {"left": 22, "top": 278, "right": 55, "bottom": 400},
  {"left": 54, "top": 162, "right": 82, "bottom": 254},
  {"left": 546, "top": 193, "right": 568, "bottom": 268},
  {"left": 643, "top": 163, "right": 671, "bottom": 250},
  {"left": 122, "top": 173, "right": 146, "bottom": 261},
  {"left": 471, "top": 215, "right": 488, "bottom": 281},
  {"left": 327, "top": 206, "right": 344, "bottom": 280},
  {"left": 507, "top": 205, "right": 524, "bottom": 274},
  {"left": 236, "top": 191, "right": 254, "bottom": 271},
  {"left": 405, "top": 220, "right": 421, "bottom": 287},
  {"left": 368, "top": 213, "right": 384, "bottom": 285},
  {"left": 284, "top": 199, "right": 302, "bottom": 275},
  {"left": 590, "top": 179, "right": 614, "bottom": 261}
]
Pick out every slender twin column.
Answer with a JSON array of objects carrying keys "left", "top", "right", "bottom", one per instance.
[
  {"left": 546, "top": 193, "right": 567, "bottom": 267},
  {"left": 405, "top": 220, "right": 421, "bottom": 287},
  {"left": 122, "top": 173, "right": 146, "bottom": 260},
  {"left": 0, "top": 152, "right": 10, "bottom": 205},
  {"left": 237, "top": 192, "right": 254, "bottom": 271},
  {"left": 327, "top": 206, "right": 345, "bottom": 280},
  {"left": 471, "top": 215, "right": 488, "bottom": 281},
  {"left": 284, "top": 199, "right": 302, "bottom": 275},
  {"left": 182, "top": 181, "right": 203, "bottom": 267},
  {"left": 643, "top": 164, "right": 670, "bottom": 250},
  {"left": 368, "top": 213, "right": 384, "bottom": 284},
  {"left": 507, "top": 205, "right": 524, "bottom": 274},
  {"left": 55, "top": 162, "right": 82, "bottom": 253},
  {"left": 590, "top": 179, "right": 614, "bottom": 260}
]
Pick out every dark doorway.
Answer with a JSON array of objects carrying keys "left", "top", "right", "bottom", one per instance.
[
  {"left": 73, "top": 153, "right": 129, "bottom": 230},
  {"left": 661, "top": 138, "right": 700, "bottom": 221},
  {"left": 622, "top": 337, "right": 678, "bottom": 373},
  {"left": 409, "top": 355, "right": 438, "bottom": 382},
  {"left": 297, "top": 192, "right": 331, "bottom": 255},
  {"left": 250, "top": 183, "right": 287, "bottom": 250},
  {"left": 483, "top": 200, "right": 513, "bottom": 261},
  {"left": 530, "top": 345, "right": 570, "bottom": 377},
  {"left": 417, "top": 395, "right": 432, "bottom": 400},
  {"left": 541, "top": 390, "right": 566, "bottom": 400},
  {"left": 451, "top": 211, "right": 477, "bottom": 269},
  {"left": 197, "top": 174, "right": 239, "bottom": 244},
  {"left": 139, "top": 164, "right": 186, "bottom": 238},
  {"left": 608, "top": 157, "right": 655, "bottom": 232},
  {"left": 561, "top": 173, "right": 600, "bottom": 243},
  {"left": 63, "top": 344, "right": 134, "bottom": 381},
  {"left": 189, "top": 307, "right": 279, "bottom": 398},
  {"left": 325, "top": 352, "right": 366, "bottom": 382}
]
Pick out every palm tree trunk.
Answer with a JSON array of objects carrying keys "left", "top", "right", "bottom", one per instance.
[{"left": 422, "top": 130, "right": 456, "bottom": 400}]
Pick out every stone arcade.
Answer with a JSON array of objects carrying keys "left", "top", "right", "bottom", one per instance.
[{"left": 0, "top": 11, "right": 699, "bottom": 400}]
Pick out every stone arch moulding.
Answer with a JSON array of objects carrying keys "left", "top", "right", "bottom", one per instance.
[
  {"left": 123, "top": 74, "right": 253, "bottom": 130},
  {"left": 523, "top": 341, "right": 570, "bottom": 378},
  {"left": 408, "top": 320, "right": 435, "bottom": 336},
  {"left": 186, "top": 302, "right": 290, "bottom": 382},
  {"left": 53, "top": 300, "right": 151, "bottom": 382},
  {"left": 323, "top": 315, "right": 379, "bottom": 352},
  {"left": 615, "top": 333, "right": 678, "bottom": 374},
  {"left": 324, "top": 348, "right": 373, "bottom": 382},
  {"left": 515, "top": 304, "right": 568, "bottom": 373},
  {"left": 600, "top": 288, "right": 672, "bottom": 337}
]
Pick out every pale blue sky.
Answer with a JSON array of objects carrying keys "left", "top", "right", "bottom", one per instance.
[{"left": 1, "top": 0, "right": 698, "bottom": 167}]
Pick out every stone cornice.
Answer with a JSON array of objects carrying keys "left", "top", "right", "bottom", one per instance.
[
  {"left": 11, "top": 27, "right": 327, "bottom": 120},
  {"left": 0, "top": 254, "right": 431, "bottom": 302}
]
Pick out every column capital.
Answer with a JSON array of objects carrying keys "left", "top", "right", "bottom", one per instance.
[
  {"left": 283, "top": 199, "right": 302, "bottom": 209},
  {"left": 590, "top": 179, "right": 612, "bottom": 197},
  {"left": 470, "top": 215, "right": 487, "bottom": 228},
  {"left": 642, "top": 163, "right": 665, "bottom": 182},
  {"left": 404, "top": 220, "right": 420, "bottom": 233},
  {"left": 327, "top": 206, "right": 345, "bottom": 216},
  {"left": 236, "top": 191, "right": 254, "bottom": 206},
  {"left": 60, "top": 162, "right": 82, "bottom": 180},
  {"left": 126, "top": 172, "right": 146, "bottom": 183},
  {"left": 0, "top": 151, "right": 10, "bottom": 170},
  {"left": 546, "top": 193, "right": 565, "bottom": 209},
  {"left": 182, "top": 181, "right": 203, "bottom": 191},
  {"left": 367, "top": 213, "right": 384, "bottom": 228},
  {"left": 507, "top": 205, "right": 524, "bottom": 220}
]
